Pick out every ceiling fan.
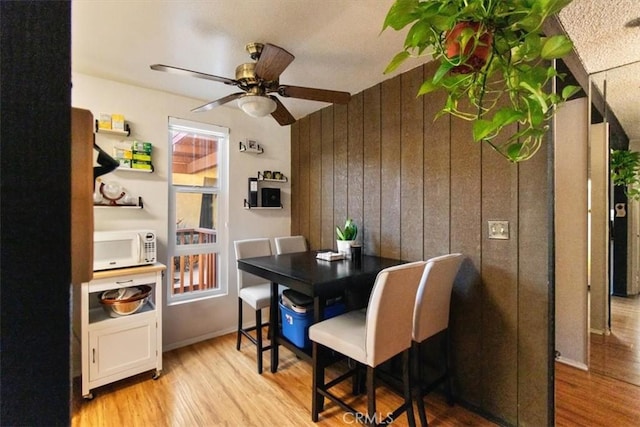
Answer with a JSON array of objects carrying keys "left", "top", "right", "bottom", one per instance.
[{"left": 150, "top": 42, "right": 351, "bottom": 126}]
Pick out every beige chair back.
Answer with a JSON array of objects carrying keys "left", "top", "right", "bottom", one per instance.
[
  {"left": 364, "top": 261, "right": 426, "bottom": 367},
  {"left": 234, "top": 238, "right": 272, "bottom": 291},
  {"left": 412, "top": 253, "right": 463, "bottom": 343},
  {"left": 274, "top": 235, "right": 307, "bottom": 254}
]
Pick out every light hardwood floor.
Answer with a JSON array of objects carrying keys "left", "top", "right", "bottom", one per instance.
[
  {"left": 73, "top": 329, "right": 640, "bottom": 426},
  {"left": 72, "top": 333, "right": 494, "bottom": 427},
  {"left": 555, "top": 293, "right": 640, "bottom": 427},
  {"left": 589, "top": 294, "right": 640, "bottom": 385}
]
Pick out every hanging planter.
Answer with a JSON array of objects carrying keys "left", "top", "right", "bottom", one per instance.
[
  {"left": 444, "top": 21, "right": 493, "bottom": 74},
  {"left": 382, "top": 0, "right": 579, "bottom": 162}
]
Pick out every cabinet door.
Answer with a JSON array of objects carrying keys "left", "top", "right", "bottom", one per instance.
[{"left": 88, "top": 316, "right": 156, "bottom": 381}]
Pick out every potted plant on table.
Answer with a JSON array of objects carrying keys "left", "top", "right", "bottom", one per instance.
[
  {"left": 382, "top": 0, "right": 579, "bottom": 162},
  {"left": 336, "top": 218, "right": 358, "bottom": 257}
]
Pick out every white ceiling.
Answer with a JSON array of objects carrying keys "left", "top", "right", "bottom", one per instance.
[
  {"left": 558, "top": 0, "right": 640, "bottom": 141},
  {"left": 72, "top": 0, "right": 640, "bottom": 140}
]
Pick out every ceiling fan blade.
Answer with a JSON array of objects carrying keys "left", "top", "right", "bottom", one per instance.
[
  {"left": 270, "top": 96, "right": 296, "bottom": 126},
  {"left": 254, "top": 44, "right": 295, "bottom": 81},
  {"left": 150, "top": 64, "right": 237, "bottom": 85},
  {"left": 277, "top": 85, "right": 351, "bottom": 104},
  {"left": 191, "top": 92, "right": 245, "bottom": 113}
]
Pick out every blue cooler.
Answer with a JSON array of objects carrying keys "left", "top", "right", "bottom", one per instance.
[{"left": 280, "top": 300, "right": 346, "bottom": 349}]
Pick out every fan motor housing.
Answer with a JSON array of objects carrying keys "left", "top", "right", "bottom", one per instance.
[
  {"left": 236, "top": 63, "right": 258, "bottom": 85},
  {"left": 236, "top": 62, "right": 279, "bottom": 91}
]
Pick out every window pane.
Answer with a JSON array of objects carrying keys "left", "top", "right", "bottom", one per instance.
[
  {"left": 171, "top": 130, "right": 218, "bottom": 186},
  {"left": 175, "top": 192, "right": 218, "bottom": 244},
  {"left": 170, "top": 252, "right": 218, "bottom": 295}
]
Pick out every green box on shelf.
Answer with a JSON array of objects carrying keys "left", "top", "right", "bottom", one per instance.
[
  {"left": 132, "top": 160, "right": 152, "bottom": 171},
  {"left": 132, "top": 141, "right": 152, "bottom": 153},
  {"left": 133, "top": 151, "right": 151, "bottom": 162}
]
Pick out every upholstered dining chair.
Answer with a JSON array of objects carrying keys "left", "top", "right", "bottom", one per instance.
[
  {"left": 234, "top": 238, "right": 274, "bottom": 374},
  {"left": 308, "top": 261, "right": 427, "bottom": 427},
  {"left": 411, "top": 253, "right": 463, "bottom": 427},
  {"left": 274, "top": 235, "right": 308, "bottom": 254}
]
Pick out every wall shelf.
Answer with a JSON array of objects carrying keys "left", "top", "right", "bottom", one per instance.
[
  {"left": 243, "top": 199, "right": 282, "bottom": 209},
  {"left": 95, "top": 119, "right": 131, "bottom": 137},
  {"left": 257, "top": 171, "right": 288, "bottom": 183},
  {"left": 115, "top": 165, "right": 154, "bottom": 173},
  {"left": 239, "top": 141, "right": 263, "bottom": 154},
  {"left": 94, "top": 196, "right": 144, "bottom": 209}
]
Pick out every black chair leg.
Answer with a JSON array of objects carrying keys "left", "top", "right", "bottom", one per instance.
[
  {"left": 236, "top": 298, "right": 243, "bottom": 351},
  {"left": 413, "top": 342, "right": 428, "bottom": 427},
  {"left": 444, "top": 329, "right": 454, "bottom": 406},
  {"left": 311, "top": 342, "right": 325, "bottom": 422},
  {"left": 402, "top": 350, "right": 417, "bottom": 427},
  {"left": 366, "top": 365, "right": 376, "bottom": 427},
  {"left": 256, "top": 308, "right": 263, "bottom": 374},
  {"left": 352, "top": 361, "right": 364, "bottom": 395}
]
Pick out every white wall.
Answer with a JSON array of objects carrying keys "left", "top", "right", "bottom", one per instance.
[
  {"left": 72, "top": 73, "right": 291, "bottom": 349},
  {"left": 554, "top": 98, "right": 589, "bottom": 369},
  {"left": 590, "top": 122, "right": 609, "bottom": 334}
]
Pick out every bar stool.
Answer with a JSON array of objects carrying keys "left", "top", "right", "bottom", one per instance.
[
  {"left": 233, "top": 238, "right": 274, "bottom": 374},
  {"left": 411, "top": 253, "right": 463, "bottom": 426},
  {"left": 308, "top": 261, "right": 427, "bottom": 426},
  {"left": 274, "top": 235, "right": 308, "bottom": 254}
]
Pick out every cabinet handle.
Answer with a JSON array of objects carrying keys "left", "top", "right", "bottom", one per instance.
[
  {"left": 92, "top": 348, "right": 95, "bottom": 363},
  {"left": 115, "top": 279, "right": 134, "bottom": 285}
]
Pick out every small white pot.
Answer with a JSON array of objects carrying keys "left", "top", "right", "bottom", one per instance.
[{"left": 337, "top": 240, "right": 355, "bottom": 258}]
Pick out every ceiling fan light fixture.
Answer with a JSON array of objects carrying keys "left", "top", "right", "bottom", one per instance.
[{"left": 237, "top": 94, "right": 276, "bottom": 117}]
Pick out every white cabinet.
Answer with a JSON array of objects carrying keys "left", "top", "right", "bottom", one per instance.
[{"left": 80, "top": 263, "right": 165, "bottom": 399}]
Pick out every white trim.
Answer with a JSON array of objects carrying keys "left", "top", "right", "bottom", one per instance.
[
  {"left": 162, "top": 327, "right": 237, "bottom": 352},
  {"left": 556, "top": 357, "right": 589, "bottom": 371},
  {"left": 166, "top": 117, "right": 229, "bottom": 303}
]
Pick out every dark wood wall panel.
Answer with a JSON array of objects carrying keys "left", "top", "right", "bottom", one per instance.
[
  {"left": 308, "top": 111, "right": 323, "bottom": 249},
  {"left": 298, "top": 117, "right": 311, "bottom": 240},
  {"left": 348, "top": 92, "right": 364, "bottom": 244},
  {"left": 380, "top": 76, "right": 402, "bottom": 259},
  {"left": 400, "top": 66, "right": 425, "bottom": 261},
  {"left": 517, "top": 136, "right": 553, "bottom": 426},
  {"left": 290, "top": 64, "right": 553, "bottom": 425},
  {"left": 363, "top": 85, "right": 382, "bottom": 255},
  {"left": 333, "top": 104, "right": 349, "bottom": 248},
  {"left": 449, "top": 112, "right": 483, "bottom": 407},
  {"left": 423, "top": 62, "right": 451, "bottom": 260},
  {"left": 480, "top": 137, "right": 519, "bottom": 423},
  {"left": 290, "top": 123, "right": 300, "bottom": 235},
  {"left": 320, "top": 107, "right": 335, "bottom": 250}
]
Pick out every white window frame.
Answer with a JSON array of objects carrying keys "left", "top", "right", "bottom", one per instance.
[{"left": 167, "top": 117, "right": 228, "bottom": 304}]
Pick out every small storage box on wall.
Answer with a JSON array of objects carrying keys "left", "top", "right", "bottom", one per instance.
[
  {"left": 279, "top": 300, "right": 346, "bottom": 349},
  {"left": 261, "top": 187, "right": 281, "bottom": 207}
]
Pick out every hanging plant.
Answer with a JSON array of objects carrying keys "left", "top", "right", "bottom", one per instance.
[
  {"left": 382, "top": 0, "right": 580, "bottom": 162},
  {"left": 611, "top": 149, "right": 640, "bottom": 200}
]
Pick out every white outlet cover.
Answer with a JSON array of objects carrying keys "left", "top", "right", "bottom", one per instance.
[{"left": 488, "top": 220, "right": 509, "bottom": 240}]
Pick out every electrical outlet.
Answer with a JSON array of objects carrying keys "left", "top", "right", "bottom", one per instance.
[{"left": 488, "top": 220, "right": 509, "bottom": 240}]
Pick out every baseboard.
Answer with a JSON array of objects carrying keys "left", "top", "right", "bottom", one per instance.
[
  {"left": 555, "top": 356, "right": 588, "bottom": 371},
  {"left": 162, "top": 326, "right": 237, "bottom": 352},
  {"left": 590, "top": 327, "right": 610, "bottom": 335}
]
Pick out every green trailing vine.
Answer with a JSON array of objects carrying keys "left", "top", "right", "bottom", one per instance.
[
  {"left": 382, "top": 0, "right": 579, "bottom": 162},
  {"left": 611, "top": 149, "right": 640, "bottom": 200}
]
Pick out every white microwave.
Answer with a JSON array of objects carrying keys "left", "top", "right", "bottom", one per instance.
[{"left": 93, "top": 230, "right": 157, "bottom": 271}]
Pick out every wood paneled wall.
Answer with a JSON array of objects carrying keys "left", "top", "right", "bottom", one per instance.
[{"left": 290, "top": 60, "right": 552, "bottom": 426}]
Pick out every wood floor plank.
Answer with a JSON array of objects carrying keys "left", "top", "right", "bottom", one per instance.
[{"left": 72, "top": 333, "right": 495, "bottom": 426}]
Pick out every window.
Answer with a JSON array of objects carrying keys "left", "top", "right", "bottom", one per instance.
[{"left": 168, "top": 118, "right": 227, "bottom": 303}]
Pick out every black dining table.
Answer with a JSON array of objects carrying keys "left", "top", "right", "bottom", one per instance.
[{"left": 237, "top": 250, "right": 406, "bottom": 373}]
